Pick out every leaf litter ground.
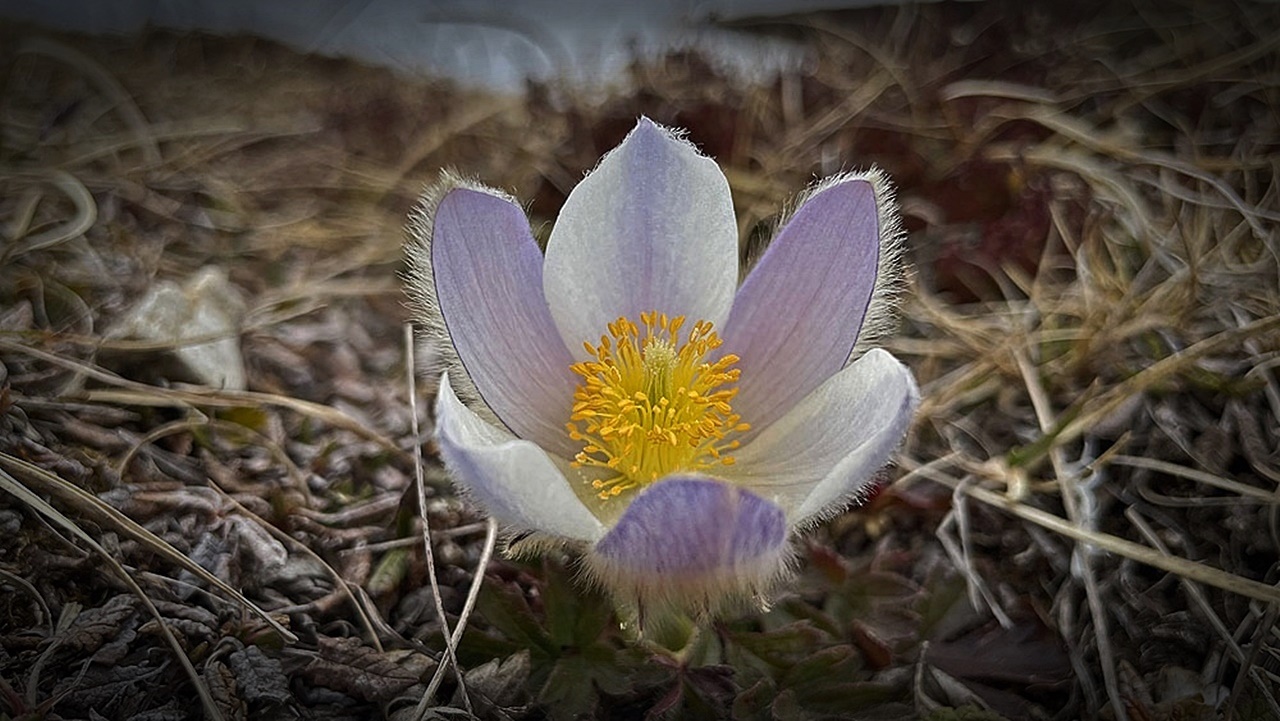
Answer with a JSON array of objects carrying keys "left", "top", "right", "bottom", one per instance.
[{"left": 1, "top": 2, "right": 1278, "bottom": 719}]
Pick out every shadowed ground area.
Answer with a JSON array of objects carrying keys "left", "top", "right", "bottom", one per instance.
[{"left": 1, "top": 1, "right": 1278, "bottom": 719}]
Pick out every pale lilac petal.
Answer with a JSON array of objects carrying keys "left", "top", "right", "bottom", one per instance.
[
  {"left": 724, "top": 349, "right": 918, "bottom": 524},
  {"left": 436, "top": 372, "right": 605, "bottom": 542},
  {"left": 586, "top": 476, "right": 790, "bottom": 609},
  {"left": 720, "top": 177, "right": 881, "bottom": 438},
  {"left": 433, "top": 187, "right": 579, "bottom": 458},
  {"left": 543, "top": 118, "right": 738, "bottom": 356}
]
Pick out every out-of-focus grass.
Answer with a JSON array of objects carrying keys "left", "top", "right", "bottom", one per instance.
[{"left": 1, "top": 1, "right": 1277, "bottom": 719}]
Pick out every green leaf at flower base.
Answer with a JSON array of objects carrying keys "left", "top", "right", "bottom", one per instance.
[
  {"left": 915, "top": 572, "right": 970, "bottom": 639},
  {"left": 537, "top": 645, "right": 653, "bottom": 721},
  {"left": 826, "top": 568, "right": 921, "bottom": 621},
  {"left": 460, "top": 556, "right": 662, "bottom": 719},
  {"left": 774, "top": 681, "right": 904, "bottom": 720},
  {"left": 729, "top": 639, "right": 904, "bottom": 719},
  {"left": 732, "top": 678, "right": 779, "bottom": 721},
  {"left": 722, "top": 621, "right": 828, "bottom": 678},
  {"left": 465, "top": 576, "right": 555, "bottom": 662},
  {"left": 676, "top": 665, "right": 737, "bottom": 721},
  {"left": 539, "top": 555, "right": 613, "bottom": 649},
  {"left": 773, "top": 596, "right": 843, "bottom": 638},
  {"left": 777, "top": 645, "right": 864, "bottom": 689}
]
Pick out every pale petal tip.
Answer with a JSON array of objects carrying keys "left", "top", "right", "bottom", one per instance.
[
  {"left": 631, "top": 115, "right": 677, "bottom": 141},
  {"left": 620, "top": 115, "right": 707, "bottom": 165},
  {"left": 778, "top": 167, "right": 908, "bottom": 355},
  {"left": 583, "top": 477, "right": 793, "bottom": 615},
  {"left": 542, "top": 114, "right": 738, "bottom": 354}
]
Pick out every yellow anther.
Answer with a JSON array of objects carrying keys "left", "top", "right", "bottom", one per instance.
[{"left": 567, "top": 311, "right": 749, "bottom": 500}]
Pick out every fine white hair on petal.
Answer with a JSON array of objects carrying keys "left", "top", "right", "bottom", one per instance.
[
  {"left": 723, "top": 348, "right": 919, "bottom": 525},
  {"left": 846, "top": 167, "right": 907, "bottom": 357},
  {"left": 582, "top": 476, "right": 794, "bottom": 616},
  {"left": 429, "top": 187, "right": 582, "bottom": 458},
  {"left": 740, "top": 166, "right": 907, "bottom": 361},
  {"left": 435, "top": 372, "right": 606, "bottom": 542},
  {"left": 404, "top": 171, "right": 509, "bottom": 429},
  {"left": 718, "top": 176, "right": 881, "bottom": 440},
  {"left": 542, "top": 117, "right": 739, "bottom": 356}
]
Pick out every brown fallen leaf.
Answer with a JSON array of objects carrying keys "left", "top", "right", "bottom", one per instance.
[{"left": 300, "top": 636, "right": 436, "bottom": 704}]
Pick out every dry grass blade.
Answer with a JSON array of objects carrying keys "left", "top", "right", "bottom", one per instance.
[
  {"left": 15, "top": 36, "right": 161, "bottom": 165},
  {"left": 905, "top": 458, "right": 1280, "bottom": 605},
  {"left": 0, "top": 452, "right": 297, "bottom": 643},
  {"left": 115, "top": 417, "right": 310, "bottom": 492},
  {"left": 1015, "top": 345, "right": 1128, "bottom": 721},
  {"left": 405, "top": 322, "right": 470, "bottom": 716},
  {"left": 1008, "top": 105, "right": 1269, "bottom": 239},
  {"left": 0, "top": 467, "right": 224, "bottom": 721},
  {"left": 3, "top": 2, "right": 1277, "bottom": 716},
  {"left": 1225, "top": 601, "right": 1280, "bottom": 721},
  {"left": 0, "top": 339, "right": 405, "bottom": 458},
  {"left": 1053, "top": 315, "right": 1280, "bottom": 455},
  {"left": 1124, "top": 507, "right": 1245, "bottom": 664},
  {"left": 419, "top": 519, "right": 498, "bottom": 717},
  {"left": 211, "top": 485, "right": 385, "bottom": 652},
  {"left": 1110, "top": 455, "right": 1278, "bottom": 503},
  {"left": 2, "top": 169, "right": 97, "bottom": 259}
]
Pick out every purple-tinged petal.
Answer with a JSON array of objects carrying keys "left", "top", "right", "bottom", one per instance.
[
  {"left": 543, "top": 118, "right": 738, "bottom": 355},
  {"left": 586, "top": 476, "right": 790, "bottom": 611},
  {"left": 720, "top": 175, "right": 882, "bottom": 439},
  {"left": 431, "top": 187, "right": 579, "bottom": 458},
  {"left": 724, "top": 349, "right": 918, "bottom": 524},
  {"left": 436, "top": 372, "right": 605, "bottom": 542}
]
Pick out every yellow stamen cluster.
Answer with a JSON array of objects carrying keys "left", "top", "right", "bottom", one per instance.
[{"left": 567, "top": 311, "right": 749, "bottom": 500}]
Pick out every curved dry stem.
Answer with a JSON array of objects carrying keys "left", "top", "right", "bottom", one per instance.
[
  {"left": 406, "top": 322, "right": 470, "bottom": 715},
  {"left": 1, "top": 170, "right": 98, "bottom": 259},
  {"left": 0, "top": 452, "right": 298, "bottom": 643},
  {"left": 0, "top": 339, "right": 405, "bottom": 458},
  {"left": 0, "top": 466, "right": 225, "bottom": 721},
  {"left": 17, "top": 36, "right": 161, "bottom": 165},
  {"left": 901, "top": 456, "right": 1280, "bottom": 606}
]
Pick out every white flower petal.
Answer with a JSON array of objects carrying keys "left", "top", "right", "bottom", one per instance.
[
  {"left": 720, "top": 176, "right": 882, "bottom": 439},
  {"left": 543, "top": 118, "right": 738, "bottom": 355},
  {"left": 428, "top": 187, "right": 580, "bottom": 458},
  {"left": 724, "top": 349, "right": 918, "bottom": 524},
  {"left": 435, "top": 372, "right": 605, "bottom": 541}
]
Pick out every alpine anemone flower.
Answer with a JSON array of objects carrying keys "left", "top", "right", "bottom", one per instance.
[{"left": 404, "top": 118, "right": 918, "bottom": 615}]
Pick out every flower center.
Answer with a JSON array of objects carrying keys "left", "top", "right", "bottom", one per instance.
[{"left": 567, "top": 311, "right": 749, "bottom": 500}]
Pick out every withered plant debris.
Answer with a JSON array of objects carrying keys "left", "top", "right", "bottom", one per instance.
[{"left": 2, "top": 1, "right": 1278, "bottom": 719}]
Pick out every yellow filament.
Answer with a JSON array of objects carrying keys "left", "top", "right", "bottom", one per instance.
[{"left": 567, "top": 311, "right": 750, "bottom": 500}]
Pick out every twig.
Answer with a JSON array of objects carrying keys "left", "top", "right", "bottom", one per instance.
[
  {"left": 423, "top": 518, "right": 498, "bottom": 707},
  {"left": 1225, "top": 601, "right": 1280, "bottom": 721},
  {"left": 937, "top": 484, "right": 1013, "bottom": 628}
]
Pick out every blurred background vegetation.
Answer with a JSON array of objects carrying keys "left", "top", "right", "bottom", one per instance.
[{"left": 1, "top": 1, "right": 1278, "bottom": 719}]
